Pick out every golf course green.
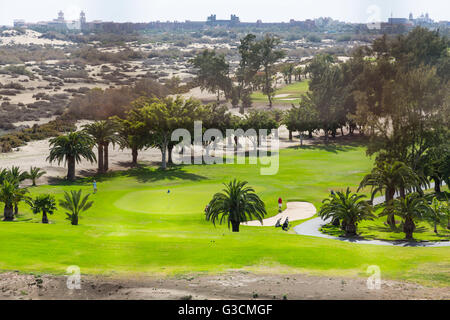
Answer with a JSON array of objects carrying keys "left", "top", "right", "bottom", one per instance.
[{"left": 1, "top": 145, "right": 449, "bottom": 286}]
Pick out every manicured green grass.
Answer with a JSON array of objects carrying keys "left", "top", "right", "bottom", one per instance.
[
  {"left": 0, "top": 145, "right": 449, "bottom": 286},
  {"left": 251, "top": 81, "right": 309, "bottom": 105}
]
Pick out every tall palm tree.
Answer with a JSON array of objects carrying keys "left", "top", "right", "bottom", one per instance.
[
  {"left": 27, "top": 166, "right": 46, "bottom": 186},
  {"left": 47, "top": 131, "right": 96, "bottom": 181},
  {"left": 0, "top": 180, "right": 28, "bottom": 221},
  {"left": 319, "top": 188, "right": 375, "bottom": 236},
  {"left": 358, "top": 160, "right": 423, "bottom": 228},
  {"left": 392, "top": 193, "right": 431, "bottom": 240},
  {"left": 59, "top": 189, "right": 94, "bottom": 225},
  {"left": 83, "top": 121, "right": 120, "bottom": 173},
  {"left": 26, "top": 194, "right": 57, "bottom": 224},
  {"left": 205, "top": 180, "right": 267, "bottom": 232}
]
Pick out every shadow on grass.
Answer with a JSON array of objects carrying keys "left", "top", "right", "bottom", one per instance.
[
  {"left": 365, "top": 224, "right": 428, "bottom": 234},
  {"left": 123, "top": 165, "right": 207, "bottom": 183},
  {"left": 288, "top": 135, "right": 369, "bottom": 153},
  {"left": 47, "top": 163, "right": 208, "bottom": 186}
]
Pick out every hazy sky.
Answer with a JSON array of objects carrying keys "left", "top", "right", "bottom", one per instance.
[{"left": 1, "top": 0, "right": 449, "bottom": 26}]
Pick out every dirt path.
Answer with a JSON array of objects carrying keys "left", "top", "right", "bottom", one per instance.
[
  {"left": 0, "top": 271, "right": 447, "bottom": 300},
  {"left": 242, "top": 202, "right": 316, "bottom": 226}
]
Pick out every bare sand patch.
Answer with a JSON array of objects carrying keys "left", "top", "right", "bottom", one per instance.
[{"left": 0, "top": 271, "right": 447, "bottom": 300}]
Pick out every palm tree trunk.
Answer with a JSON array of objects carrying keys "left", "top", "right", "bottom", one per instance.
[
  {"left": 386, "top": 188, "right": 396, "bottom": 228},
  {"left": 132, "top": 146, "right": 138, "bottom": 166},
  {"left": 3, "top": 204, "right": 14, "bottom": 221},
  {"left": 14, "top": 203, "right": 18, "bottom": 216},
  {"left": 403, "top": 216, "right": 415, "bottom": 240},
  {"left": 168, "top": 145, "right": 173, "bottom": 165},
  {"left": 231, "top": 220, "right": 240, "bottom": 232},
  {"left": 72, "top": 215, "right": 78, "bottom": 226},
  {"left": 288, "top": 130, "right": 292, "bottom": 141},
  {"left": 161, "top": 144, "right": 167, "bottom": 170},
  {"left": 42, "top": 210, "right": 49, "bottom": 224},
  {"left": 345, "top": 222, "right": 357, "bottom": 237},
  {"left": 67, "top": 156, "right": 76, "bottom": 181},
  {"left": 399, "top": 187, "right": 405, "bottom": 199},
  {"left": 97, "top": 143, "right": 104, "bottom": 173},
  {"left": 103, "top": 143, "right": 109, "bottom": 172},
  {"left": 434, "top": 178, "right": 441, "bottom": 194}
]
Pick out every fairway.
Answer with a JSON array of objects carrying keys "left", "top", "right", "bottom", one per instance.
[
  {"left": 1, "top": 146, "right": 449, "bottom": 286},
  {"left": 251, "top": 81, "right": 309, "bottom": 105}
]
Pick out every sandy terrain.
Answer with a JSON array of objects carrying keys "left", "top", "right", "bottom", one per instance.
[
  {"left": 0, "top": 30, "right": 71, "bottom": 46},
  {"left": 0, "top": 122, "right": 304, "bottom": 184},
  {"left": 242, "top": 202, "right": 316, "bottom": 226},
  {"left": 0, "top": 271, "right": 448, "bottom": 300}
]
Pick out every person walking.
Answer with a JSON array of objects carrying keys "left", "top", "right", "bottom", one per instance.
[
  {"left": 278, "top": 197, "right": 283, "bottom": 212},
  {"left": 93, "top": 180, "right": 97, "bottom": 194}
]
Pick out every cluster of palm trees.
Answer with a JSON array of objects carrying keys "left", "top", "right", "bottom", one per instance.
[
  {"left": 0, "top": 166, "right": 45, "bottom": 221},
  {"left": 0, "top": 165, "right": 93, "bottom": 225},
  {"left": 26, "top": 189, "right": 93, "bottom": 225},
  {"left": 319, "top": 160, "right": 450, "bottom": 240},
  {"left": 47, "top": 120, "right": 136, "bottom": 181}
]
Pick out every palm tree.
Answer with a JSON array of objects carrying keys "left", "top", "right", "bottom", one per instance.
[
  {"left": 0, "top": 180, "right": 28, "bottom": 221},
  {"left": 392, "top": 193, "right": 431, "bottom": 240},
  {"left": 6, "top": 166, "right": 28, "bottom": 215},
  {"left": 0, "top": 168, "right": 8, "bottom": 184},
  {"left": 358, "top": 160, "right": 423, "bottom": 228},
  {"left": 205, "top": 180, "right": 267, "bottom": 232},
  {"left": 83, "top": 121, "right": 120, "bottom": 173},
  {"left": 6, "top": 166, "right": 28, "bottom": 185},
  {"left": 26, "top": 194, "right": 56, "bottom": 224},
  {"left": 319, "top": 188, "right": 375, "bottom": 236},
  {"left": 59, "top": 189, "right": 94, "bottom": 225},
  {"left": 28, "top": 166, "right": 46, "bottom": 186},
  {"left": 47, "top": 131, "right": 96, "bottom": 181}
]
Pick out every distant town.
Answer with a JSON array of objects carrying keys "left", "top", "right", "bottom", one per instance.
[{"left": 11, "top": 11, "right": 450, "bottom": 33}]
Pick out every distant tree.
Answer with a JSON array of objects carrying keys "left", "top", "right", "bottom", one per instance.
[
  {"left": 281, "top": 63, "right": 295, "bottom": 84},
  {"left": 26, "top": 194, "right": 56, "bottom": 224},
  {"left": 255, "top": 35, "right": 286, "bottom": 107},
  {"left": 47, "top": 132, "right": 96, "bottom": 181},
  {"left": 132, "top": 97, "right": 199, "bottom": 169},
  {"left": 27, "top": 167, "right": 46, "bottom": 187},
  {"left": 191, "top": 49, "right": 231, "bottom": 102},
  {"left": 236, "top": 34, "right": 260, "bottom": 112},
  {"left": 59, "top": 190, "right": 94, "bottom": 226},
  {"left": 83, "top": 120, "right": 120, "bottom": 173},
  {"left": 241, "top": 110, "right": 279, "bottom": 149},
  {"left": 205, "top": 180, "right": 267, "bottom": 232}
]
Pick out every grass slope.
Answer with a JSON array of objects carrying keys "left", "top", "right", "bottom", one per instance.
[
  {"left": 251, "top": 81, "right": 309, "bottom": 105},
  {"left": 0, "top": 145, "right": 449, "bottom": 286}
]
